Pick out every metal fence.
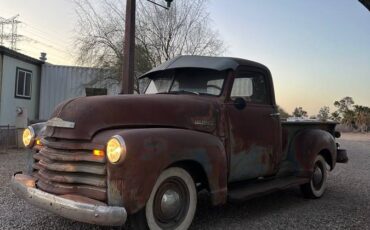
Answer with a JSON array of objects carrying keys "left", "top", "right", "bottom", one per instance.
[{"left": 0, "top": 125, "right": 18, "bottom": 153}]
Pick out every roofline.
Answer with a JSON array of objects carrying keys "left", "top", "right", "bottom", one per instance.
[
  {"left": 0, "top": 45, "right": 44, "bottom": 66},
  {"left": 139, "top": 55, "right": 269, "bottom": 79},
  {"left": 44, "top": 63, "right": 102, "bottom": 70}
]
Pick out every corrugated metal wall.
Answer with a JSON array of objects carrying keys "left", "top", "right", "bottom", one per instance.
[{"left": 39, "top": 64, "right": 119, "bottom": 120}]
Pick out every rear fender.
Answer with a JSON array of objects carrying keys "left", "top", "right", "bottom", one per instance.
[
  {"left": 99, "top": 128, "right": 228, "bottom": 214},
  {"left": 289, "top": 129, "right": 336, "bottom": 177}
]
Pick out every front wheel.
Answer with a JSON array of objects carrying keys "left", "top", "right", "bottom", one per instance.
[
  {"left": 300, "top": 155, "right": 328, "bottom": 198},
  {"left": 129, "top": 167, "right": 197, "bottom": 230}
]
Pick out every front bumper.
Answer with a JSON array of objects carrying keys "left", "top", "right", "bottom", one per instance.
[{"left": 11, "top": 173, "right": 127, "bottom": 226}]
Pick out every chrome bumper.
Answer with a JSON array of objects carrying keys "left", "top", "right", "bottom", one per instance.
[{"left": 11, "top": 173, "right": 127, "bottom": 226}]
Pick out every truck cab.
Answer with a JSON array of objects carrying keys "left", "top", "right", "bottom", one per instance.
[{"left": 11, "top": 56, "right": 348, "bottom": 229}]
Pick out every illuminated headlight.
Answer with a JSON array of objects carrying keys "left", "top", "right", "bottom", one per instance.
[
  {"left": 106, "top": 135, "right": 126, "bottom": 163},
  {"left": 22, "top": 126, "right": 35, "bottom": 147}
]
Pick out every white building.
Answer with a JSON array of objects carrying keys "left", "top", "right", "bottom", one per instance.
[
  {"left": 0, "top": 45, "right": 119, "bottom": 127},
  {"left": 0, "top": 46, "right": 43, "bottom": 127},
  {"left": 39, "top": 64, "right": 119, "bottom": 120}
]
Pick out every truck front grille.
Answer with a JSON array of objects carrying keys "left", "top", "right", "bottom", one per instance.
[{"left": 32, "top": 146, "right": 107, "bottom": 202}]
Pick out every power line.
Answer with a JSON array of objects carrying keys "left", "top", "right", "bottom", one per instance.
[
  {"left": 22, "top": 22, "right": 74, "bottom": 46},
  {"left": 0, "top": 15, "right": 21, "bottom": 49},
  {"left": 19, "top": 37, "right": 72, "bottom": 59},
  {"left": 20, "top": 29, "right": 75, "bottom": 56},
  {"left": 0, "top": 14, "right": 76, "bottom": 65}
]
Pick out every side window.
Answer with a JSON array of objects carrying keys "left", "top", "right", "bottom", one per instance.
[
  {"left": 15, "top": 68, "right": 32, "bottom": 99},
  {"left": 231, "top": 72, "right": 269, "bottom": 104}
]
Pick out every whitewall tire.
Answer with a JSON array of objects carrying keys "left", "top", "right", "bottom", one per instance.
[{"left": 300, "top": 155, "right": 328, "bottom": 198}]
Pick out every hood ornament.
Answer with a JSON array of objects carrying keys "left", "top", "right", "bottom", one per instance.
[{"left": 46, "top": 117, "right": 75, "bottom": 129}]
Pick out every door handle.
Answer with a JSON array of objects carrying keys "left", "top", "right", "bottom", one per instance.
[{"left": 270, "top": 113, "right": 280, "bottom": 117}]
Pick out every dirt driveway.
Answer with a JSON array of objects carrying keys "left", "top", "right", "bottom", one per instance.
[{"left": 0, "top": 133, "right": 369, "bottom": 229}]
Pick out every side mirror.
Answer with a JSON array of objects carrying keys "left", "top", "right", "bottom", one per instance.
[{"left": 233, "top": 97, "right": 246, "bottom": 110}]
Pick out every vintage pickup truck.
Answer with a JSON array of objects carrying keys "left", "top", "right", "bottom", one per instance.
[{"left": 12, "top": 56, "right": 348, "bottom": 229}]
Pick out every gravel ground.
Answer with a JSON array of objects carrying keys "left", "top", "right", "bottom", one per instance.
[{"left": 0, "top": 133, "right": 369, "bottom": 230}]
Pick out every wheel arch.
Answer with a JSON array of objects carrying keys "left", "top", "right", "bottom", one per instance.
[
  {"left": 319, "top": 148, "right": 334, "bottom": 170},
  {"left": 167, "top": 160, "right": 210, "bottom": 192},
  {"left": 290, "top": 128, "right": 337, "bottom": 176},
  {"left": 102, "top": 128, "right": 228, "bottom": 214}
]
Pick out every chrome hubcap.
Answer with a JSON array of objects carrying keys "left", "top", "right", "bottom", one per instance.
[
  {"left": 161, "top": 189, "right": 181, "bottom": 219},
  {"left": 153, "top": 177, "right": 190, "bottom": 228}
]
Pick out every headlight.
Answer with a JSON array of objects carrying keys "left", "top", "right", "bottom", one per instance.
[
  {"left": 22, "top": 126, "right": 35, "bottom": 147},
  {"left": 106, "top": 135, "right": 126, "bottom": 163}
]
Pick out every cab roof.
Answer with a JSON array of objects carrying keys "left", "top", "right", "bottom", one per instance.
[{"left": 139, "top": 55, "right": 269, "bottom": 79}]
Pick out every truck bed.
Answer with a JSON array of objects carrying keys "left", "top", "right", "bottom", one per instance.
[{"left": 277, "top": 120, "right": 338, "bottom": 176}]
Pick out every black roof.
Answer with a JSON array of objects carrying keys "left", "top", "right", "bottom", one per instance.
[
  {"left": 140, "top": 55, "right": 268, "bottom": 78},
  {"left": 0, "top": 46, "right": 44, "bottom": 66}
]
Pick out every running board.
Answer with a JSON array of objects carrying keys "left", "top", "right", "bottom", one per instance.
[{"left": 228, "top": 176, "right": 309, "bottom": 202}]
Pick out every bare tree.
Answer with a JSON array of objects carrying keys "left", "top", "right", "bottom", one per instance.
[
  {"left": 136, "top": 0, "right": 225, "bottom": 66},
  {"left": 73, "top": 0, "right": 226, "bottom": 93}
]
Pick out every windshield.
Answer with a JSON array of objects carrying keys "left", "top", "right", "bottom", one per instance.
[{"left": 143, "top": 69, "right": 227, "bottom": 96}]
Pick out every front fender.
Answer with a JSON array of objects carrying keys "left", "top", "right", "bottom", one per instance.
[
  {"left": 98, "top": 128, "right": 228, "bottom": 214},
  {"left": 291, "top": 129, "right": 336, "bottom": 176}
]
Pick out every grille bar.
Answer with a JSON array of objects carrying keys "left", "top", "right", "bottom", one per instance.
[
  {"left": 39, "top": 147, "right": 106, "bottom": 163},
  {"left": 34, "top": 154, "right": 106, "bottom": 175},
  {"left": 36, "top": 178, "right": 106, "bottom": 201},
  {"left": 36, "top": 168, "right": 106, "bottom": 187},
  {"left": 33, "top": 145, "right": 107, "bottom": 202}
]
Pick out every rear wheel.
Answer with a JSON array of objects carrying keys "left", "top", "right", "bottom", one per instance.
[
  {"left": 300, "top": 155, "right": 328, "bottom": 198},
  {"left": 129, "top": 167, "right": 197, "bottom": 230}
]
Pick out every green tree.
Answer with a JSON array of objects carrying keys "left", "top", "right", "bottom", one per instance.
[
  {"left": 277, "top": 105, "right": 290, "bottom": 119},
  {"left": 354, "top": 105, "right": 370, "bottom": 132},
  {"left": 333, "top": 97, "right": 355, "bottom": 128},
  {"left": 317, "top": 106, "right": 330, "bottom": 121},
  {"left": 330, "top": 111, "right": 341, "bottom": 122},
  {"left": 334, "top": 97, "right": 354, "bottom": 114},
  {"left": 292, "top": 107, "right": 307, "bottom": 118}
]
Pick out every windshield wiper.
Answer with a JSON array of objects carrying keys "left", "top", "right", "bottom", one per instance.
[
  {"left": 158, "top": 90, "right": 200, "bottom": 95},
  {"left": 170, "top": 90, "right": 200, "bottom": 95}
]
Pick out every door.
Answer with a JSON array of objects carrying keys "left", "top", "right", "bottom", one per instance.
[{"left": 227, "top": 69, "right": 281, "bottom": 183}]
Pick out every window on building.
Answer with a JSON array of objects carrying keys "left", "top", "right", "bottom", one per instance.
[
  {"left": 15, "top": 68, "right": 32, "bottom": 99},
  {"left": 231, "top": 72, "right": 269, "bottom": 104},
  {"left": 85, "top": 88, "right": 108, "bottom": 96}
]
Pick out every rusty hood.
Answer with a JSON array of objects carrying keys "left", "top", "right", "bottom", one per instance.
[{"left": 44, "top": 94, "right": 220, "bottom": 140}]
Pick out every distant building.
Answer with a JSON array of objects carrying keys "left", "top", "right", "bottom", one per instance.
[
  {"left": 0, "top": 46, "right": 43, "bottom": 127},
  {"left": 0, "top": 45, "right": 119, "bottom": 128},
  {"left": 39, "top": 64, "right": 119, "bottom": 120}
]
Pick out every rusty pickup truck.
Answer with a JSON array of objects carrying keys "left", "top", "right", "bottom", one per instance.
[{"left": 12, "top": 56, "right": 348, "bottom": 229}]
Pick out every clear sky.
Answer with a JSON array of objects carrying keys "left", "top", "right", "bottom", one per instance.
[{"left": 0, "top": 0, "right": 369, "bottom": 115}]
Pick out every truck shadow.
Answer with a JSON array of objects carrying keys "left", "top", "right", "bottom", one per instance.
[{"left": 190, "top": 187, "right": 310, "bottom": 229}]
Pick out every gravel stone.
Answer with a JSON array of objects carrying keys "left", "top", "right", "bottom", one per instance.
[{"left": 0, "top": 133, "right": 369, "bottom": 230}]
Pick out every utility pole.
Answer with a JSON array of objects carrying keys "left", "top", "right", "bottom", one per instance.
[
  {"left": 120, "top": 0, "right": 136, "bottom": 94},
  {"left": 120, "top": 0, "right": 173, "bottom": 94},
  {"left": 0, "top": 15, "right": 20, "bottom": 50},
  {"left": 10, "top": 16, "right": 20, "bottom": 50}
]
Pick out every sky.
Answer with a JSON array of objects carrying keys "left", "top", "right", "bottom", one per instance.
[{"left": 0, "top": 0, "right": 369, "bottom": 115}]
